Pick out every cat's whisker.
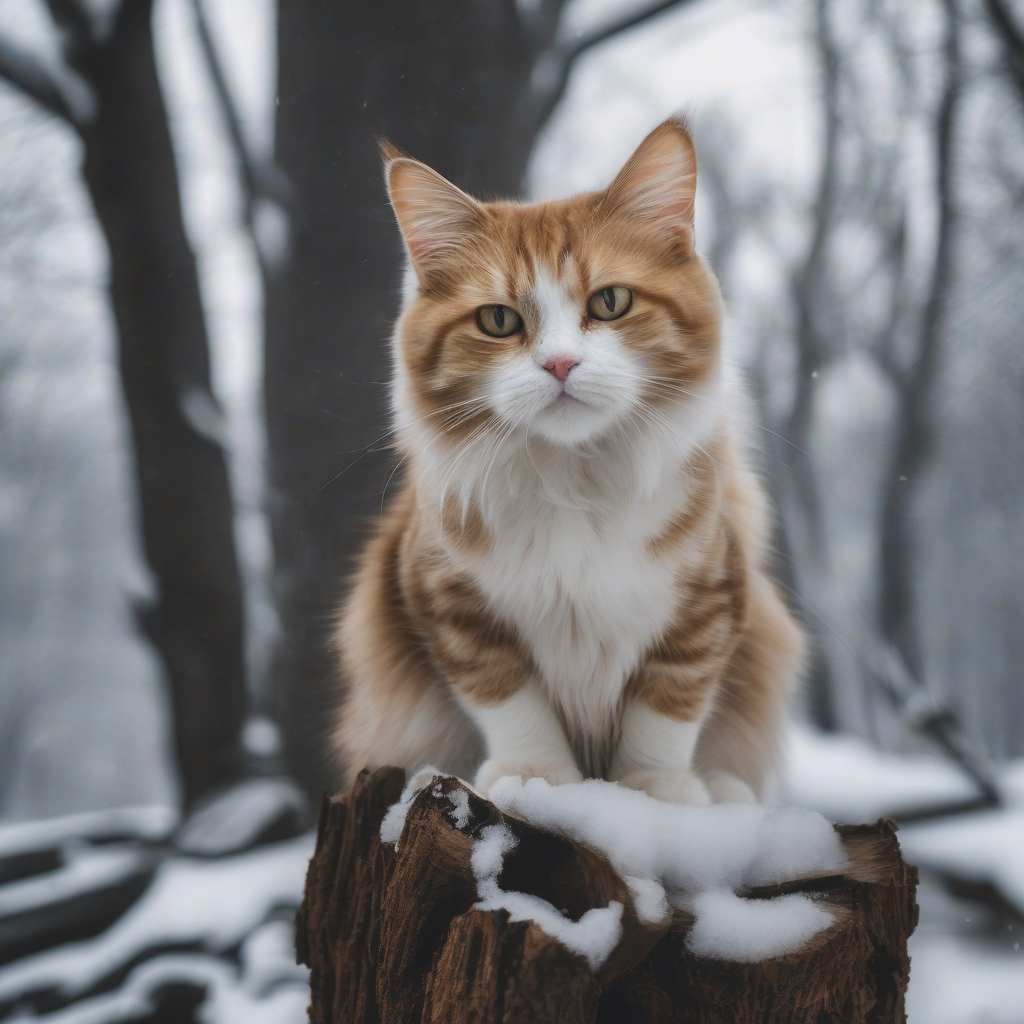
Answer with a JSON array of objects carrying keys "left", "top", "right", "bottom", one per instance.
[
  {"left": 478, "top": 417, "right": 521, "bottom": 504},
  {"left": 436, "top": 426, "right": 489, "bottom": 503},
  {"left": 435, "top": 414, "right": 515, "bottom": 510},
  {"left": 644, "top": 376, "right": 821, "bottom": 466},
  {"left": 318, "top": 399, "right": 492, "bottom": 497},
  {"left": 379, "top": 450, "right": 411, "bottom": 521},
  {"left": 316, "top": 427, "right": 402, "bottom": 493}
]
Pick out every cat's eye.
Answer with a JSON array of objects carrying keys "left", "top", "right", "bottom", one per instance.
[
  {"left": 476, "top": 304, "right": 523, "bottom": 338},
  {"left": 587, "top": 286, "right": 633, "bottom": 322}
]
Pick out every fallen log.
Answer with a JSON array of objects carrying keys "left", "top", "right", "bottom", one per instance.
[{"left": 296, "top": 767, "right": 918, "bottom": 1024}]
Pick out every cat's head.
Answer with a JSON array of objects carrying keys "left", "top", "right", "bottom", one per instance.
[{"left": 385, "top": 117, "right": 722, "bottom": 456}]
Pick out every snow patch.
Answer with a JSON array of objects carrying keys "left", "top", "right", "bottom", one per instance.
[
  {"left": 13, "top": 949, "right": 308, "bottom": 1024},
  {"left": 0, "top": 834, "right": 314, "bottom": 1004},
  {"left": 783, "top": 723, "right": 979, "bottom": 823},
  {"left": 906, "top": 929, "right": 1024, "bottom": 1024},
  {"left": 623, "top": 875, "right": 669, "bottom": 924},
  {"left": 444, "top": 787, "right": 471, "bottom": 831},
  {"left": 686, "top": 890, "right": 835, "bottom": 962},
  {"left": 378, "top": 767, "right": 441, "bottom": 845},
  {"left": 899, "top": 805, "right": 1024, "bottom": 917},
  {"left": 174, "top": 777, "right": 307, "bottom": 856},
  {"left": 488, "top": 775, "right": 847, "bottom": 961},
  {"left": 471, "top": 824, "right": 624, "bottom": 971},
  {"left": 0, "top": 806, "right": 177, "bottom": 859},
  {"left": 0, "top": 847, "right": 146, "bottom": 917}
]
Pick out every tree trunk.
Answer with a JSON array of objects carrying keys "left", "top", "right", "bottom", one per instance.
[
  {"left": 266, "top": 0, "right": 563, "bottom": 794},
  {"left": 71, "top": 0, "right": 247, "bottom": 807},
  {"left": 877, "top": 0, "right": 961, "bottom": 681},
  {"left": 297, "top": 769, "right": 919, "bottom": 1024}
]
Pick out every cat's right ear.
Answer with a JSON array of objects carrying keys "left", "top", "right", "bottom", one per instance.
[{"left": 382, "top": 148, "right": 483, "bottom": 287}]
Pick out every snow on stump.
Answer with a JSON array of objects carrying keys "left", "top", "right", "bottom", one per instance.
[{"left": 296, "top": 767, "right": 919, "bottom": 1024}]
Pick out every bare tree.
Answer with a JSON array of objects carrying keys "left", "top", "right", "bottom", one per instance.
[
  {"left": 0, "top": 0, "right": 248, "bottom": 809},
  {"left": 769, "top": 0, "right": 844, "bottom": 730},
  {"left": 724, "top": 0, "right": 976, "bottom": 750},
  {"left": 874, "top": 0, "right": 964, "bottom": 680}
]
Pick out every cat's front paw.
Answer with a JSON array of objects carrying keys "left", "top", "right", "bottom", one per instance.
[
  {"left": 474, "top": 758, "right": 583, "bottom": 795},
  {"left": 616, "top": 768, "right": 712, "bottom": 806}
]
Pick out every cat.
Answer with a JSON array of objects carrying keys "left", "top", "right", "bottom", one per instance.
[{"left": 334, "top": 116, "right": 803, "bottom": 805}]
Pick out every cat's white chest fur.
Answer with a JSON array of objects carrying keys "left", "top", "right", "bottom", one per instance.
[{"left": 463, "top": 472, "right": 685, "bottom": 754}]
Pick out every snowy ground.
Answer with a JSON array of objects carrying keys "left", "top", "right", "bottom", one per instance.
[{"left": 0, "top": 821, "right": 312, "bottom": 1023}]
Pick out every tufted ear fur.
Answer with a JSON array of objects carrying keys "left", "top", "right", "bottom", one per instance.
[
  {"left": 605, "top": 117, "right": 697, "bottom": 251},
  {"left": 383, "top": 147, "right": 484, "bottom": 287}
]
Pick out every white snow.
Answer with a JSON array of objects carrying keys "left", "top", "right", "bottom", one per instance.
[
  {"left": 686, "top": 890, "right": 835, "bottom": 962},
  {"left": 12, "top": 944, "right": 309, "bottom": 1024},
  {"left": 378, "top": 767, "right": 441, "bottom": 845},
  {"left": 622, "top": 875, "right": 669, "bottom": 924},
  {"left": 380, "top": 772, "right": 848, "bottom": 967},
  {"left": 0, "top": 805, "right": 177, "bottom": 859},
  {"left": 0, "top": 847, "right": 146, "bottom": 917},
  {"left": 471, "top": 823, "right": 624, "bottom": 971},
  {"left": 905, "top": 931, "right": 1024, "bottom": 1024},
  {"left": 488, "top": 775, "right": 847, "bottom": 962},
  {"left": 444, "top": 787, "right": 471, "bottom": 831},
  {"left": 0, "top": 834, "right": 314, "bottom": 1005},
  {"left": 783, "top": 723, "right": 980, "bottom": 823},
  {"left": 898, "top": 807, "right": 1024, "bottom": 917},
  {"left": 174, "top": 777, "right": 307, "bottom": 856}
]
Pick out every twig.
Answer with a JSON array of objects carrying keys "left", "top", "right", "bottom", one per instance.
[
  {"left": 526, "top": 0, "right": 702, "bottom": 133},
  {"left": 189, "top": 0, "right": 291, "bottom": 218},
  {"left": 42, "top": 0, "right": 94, "bottom": 41},
  {"left": 0, "top": 34, "right": 75, "bottom": 124},
  {"left": 863, "top": 639, "right": 1002, "bottom": 810},
  {"left": 984, "top": 0, "right": 1024, "bottom": 107}
]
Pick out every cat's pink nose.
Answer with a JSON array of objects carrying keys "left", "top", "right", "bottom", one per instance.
[{"left": 543, "top": 357, "right": 580, "bottom": 383}]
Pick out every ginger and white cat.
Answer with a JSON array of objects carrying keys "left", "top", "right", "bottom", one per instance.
[{"left": 334, "top": 117, "right": 803, "bottom": 805}]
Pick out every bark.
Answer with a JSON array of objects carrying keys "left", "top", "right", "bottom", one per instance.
[
  {"left": 59, "top": 0, "right": 248, "bottom": 806},
  {"left": 297, "top": 769, "right": 919, "bottom": 1024},
  {"left": 777, "top": 0, "right": 842, "bottom": 731}
]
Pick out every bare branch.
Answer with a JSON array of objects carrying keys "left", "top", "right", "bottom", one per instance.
[
  {"left": 526, "top": 0, "right": 702, "bottom": 133},
  {"left": 0, "top": 33, "right": 75, "bottom": 124},
  {"left": 985, "top": 0, "right": 1024, "bottom": 107},
  {"left": 42, "top": 0, "right": 94, "bottom": 44},
  {"left": 188, "top": 0, "right": 292, "bottom": 273},
  {"left": 189, "top": 0, "right": 290, "bottom": 208},
  {"left": 564, "top": 0, "right": 696, "bottom": 63}
]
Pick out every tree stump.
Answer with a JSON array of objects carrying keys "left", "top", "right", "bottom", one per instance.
[{"left": 296, "top": 768, "right": 919, "bottom": 1024}]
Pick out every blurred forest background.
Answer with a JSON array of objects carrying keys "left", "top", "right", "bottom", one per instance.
[
  {"left": 0, "top": 0, "right": 1023, "bottom": 1020},
  {"left": 2, "top": 0, "right": 1023, "bottom": 815}
]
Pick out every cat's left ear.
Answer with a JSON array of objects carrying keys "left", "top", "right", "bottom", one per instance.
[{"left": 604, "top": 117, "right": 697, "bottom": 251}]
